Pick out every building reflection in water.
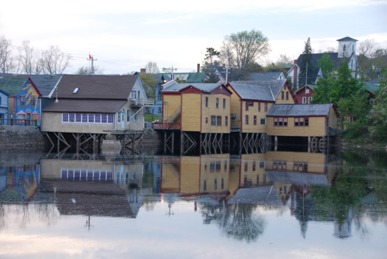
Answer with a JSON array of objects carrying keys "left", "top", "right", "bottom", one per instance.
[{"left": 0, "top": 149, "right": 363, "bottom": 240}]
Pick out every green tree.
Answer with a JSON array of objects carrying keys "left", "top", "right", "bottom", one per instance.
[
  {"left": 298, "top": 37, "right": 314, "bottom": 86},
  {"left": 139, "top": 73, "right": 157, "bottom": 98},
  {"left": 367, "top": 80, "right": 387, "bottom": 142},
  {"left": 202, "top": 47, "right": 221, "bottom": 83},
  {"left": 318, "top": 53, "right": 334, "bottom": 78},
  {"left": 220, "top": 29, "right": 269, "bottom": 74}
]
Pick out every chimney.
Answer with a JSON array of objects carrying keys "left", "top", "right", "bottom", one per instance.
[
  {"left": 140, "top": 68, "right": 146, "bottom": 73},
  {"left": 197, "top": 63, "right": 200, "bottom": 73},
  {"left": 293, "top": 60, "right": 298, "bottom": 90}
]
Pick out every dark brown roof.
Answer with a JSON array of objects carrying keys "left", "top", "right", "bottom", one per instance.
[
  {"left": 56, "top": 74, "right": 138, "bottom": 99},
  {"left": 43, "top": 99, "right": 127, "bottom": 113}
]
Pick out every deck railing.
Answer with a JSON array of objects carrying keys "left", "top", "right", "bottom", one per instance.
[
  {"left": 0, "top": 119, "right": 39, "bottom": 126},
  {"left": 130, "top": 99, "right": 155, "bottom": 107}
]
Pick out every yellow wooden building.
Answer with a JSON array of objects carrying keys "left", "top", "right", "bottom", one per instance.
[
  {"left": 266, "top": 104, "right": 339, "bottom": 151},
  {"left": 227, "top": 79, "right": 294, "bottom": 133},
  {"left": 158, "top": 81, "right": 232, "bottom": 154},
  {"left": 225, "top": 79, "right": 295, "bottom": 153},
  {"left": 161, "top": 81, "right": 231, "bottom": 133}
]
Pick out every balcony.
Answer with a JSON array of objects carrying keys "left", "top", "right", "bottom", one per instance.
[{"left": 130, "top": 99, "right": 154, "bottom": 108}]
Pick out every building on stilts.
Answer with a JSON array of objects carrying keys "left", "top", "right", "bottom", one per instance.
[
  {"left": 41, "top": 74, "right": 153, "bottom": 155},
  {"left": 153, "top": 80, "right": 232, "bottom": 155}
]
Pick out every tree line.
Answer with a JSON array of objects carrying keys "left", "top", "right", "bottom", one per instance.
[{"left": 0, "top": 36, "right": 71, "bottom": 74}]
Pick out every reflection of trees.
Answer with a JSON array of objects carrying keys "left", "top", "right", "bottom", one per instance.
[
  {"left": 293, "top": 192, "right": 314, "bottom": 238},
  {"left": 312, "top": 163, "right": 368, "bottom": 238},
  {"left": 200, "top": 200, "right": 265, "bottom": 243},
  {"left": 0, "top": 203, "right": 59, "bottom": 229}
]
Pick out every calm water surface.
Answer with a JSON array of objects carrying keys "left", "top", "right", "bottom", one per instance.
[{"left": 0, "top": 149, "right": 386, "bottom": 259}]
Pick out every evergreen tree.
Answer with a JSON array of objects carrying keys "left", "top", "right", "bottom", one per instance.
[
  {"left": 202, "top": 47, "right": 221, "bottom": 83},
  {"left": 298, "top": 37, "right": 314, "bottom": 87}
]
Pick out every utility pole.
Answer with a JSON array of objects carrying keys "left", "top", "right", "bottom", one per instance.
[
  {"left": 87, "top": 54, "right": 97, "bottom": 75},
  {"left": 162, "top": 66, "right": 177, "bottom": 80}
]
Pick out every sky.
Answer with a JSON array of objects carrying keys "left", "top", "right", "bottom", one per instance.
[{"left": 1, "top": 0, "right": 387, "bottom": 74}]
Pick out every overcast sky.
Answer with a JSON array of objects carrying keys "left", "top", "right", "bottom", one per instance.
[{"left": 1, "top": 0, "right": 386, "bottom": 74}]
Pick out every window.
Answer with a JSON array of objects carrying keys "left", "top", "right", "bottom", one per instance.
[
  {"left": 260, "top": 118, "right": 266, "bottom": 125},
  {"left": 69, "top": 113, "right": 75, "bottom": 122},
  {"left": 308, "top": 97, "right": 312, "bottom": 103},
  {"left": 294, "top": 162, "right": 308, "bottom": 172},
  {"left": 225, "top": 116, "right": 228, "bottom": 126},
  {"left": 281, "top": 91, "right": 284, "bottom": 100},
  {"left": 274, "top": 117, "right": 288, "bottom": 127},
  {"left": 101, "top": 114, "right": 107, "bottom": 123},
  {"left": 305, "top": 88, "right": 310, "bottom": 94},
  {"left": 89, "top": 114, "right": 94, "bottom": 122},
  {"left": 216, "top": 98, "right": 219, "bottom": 108},
  {"left": 264, "top": 103, "right": 268, "bottom": 112},
  {"left": 286, "top": 92, "right": 289, "bottom": 100},
  {"left": 252, "top": 161, "right": 256, "bottom": 171},
  {"left": 253, "top": 115, "right": 257, "bottom": 125},
  {"left": 217, "top": 116, "right": 222, "bottom": 126},
  {"left": 273, "top": 160, "right": 287, "bottom": 170},
  {"left": 127, "top": 110, "right": 130, "bottom": 122},
  {"left": 211, "top": 115, "right": 216, "bottom": 126},
  {"left": 76, "top": 113, "right": 82, "bottom": 122},
  {"left": 244, "top": 162, "right": 248, "bottom": 172},
  {"left": 223, "top": 98, "right": 226, "bottom": 109},
  {"left": 295, "top": 117, "right": 309, "bottom": 126},
  {"left": 245, "top": 115, "right": 249, "bottom": 125},
  {"left": 245, "top": 101, "right": 253, "bottom": 111},
  {"left": 258, "top": 102, "right": 261, "bottom": 112},
  {"left": 95, "top": 114, "right": 101, "bottom": 123},
  {"left": 63, "top": 113, "right": 69, "bottom": 122},
  {"left": 82, "top": 114, "right": 88, "bottom": 122},
  {"left": 259, "top": 161, "right": 265, "bottom": 168},
  {"left": 131, "top": 90, "right": 137, "bottom": 99},
  {"left": 205, "top": 97, "right": 208, "bottom": 108},
  {"left": 205, "top": 117, "right": 208, "bottom": 124},
  {"left": 302, "top": 97, "right": 307, "bottom": 104}
]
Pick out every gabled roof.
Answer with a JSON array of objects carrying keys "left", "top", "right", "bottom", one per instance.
[
  {"left": 228, "top": 79, "right": 287, "bottom": 101},
  {"left": 267, "top": 104, "right": 335, "bottom": 117},
  {"left": 244, "top": 72, "right": 284, "bottom": 81},
  {"left": 297, "top": 52, "right": 341, "bottom": 85},
  {"left": 186, "top": 72, "right": 207, "bottom": 83},
  {"left": 295, "top": 84, "right": 317, "bottom": 93},
  {"left": 162, "top": 80, "right": 222, "bottom": 93},
  {"left": 0, "top": 74, "right": 29, "bottom": 95},
  {"left": 30, "top": 75, "right": 61, "bottom": 97},
  {"left": 337, "top": 36, "right": 358, "bottom": 42},
  {"left": 55, "top": 74, "right": 138, "bottom": 99}
]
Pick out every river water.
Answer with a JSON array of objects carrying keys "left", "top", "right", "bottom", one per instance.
[{"left": 0, "top": 149, "right": 386, "bottom": 259}]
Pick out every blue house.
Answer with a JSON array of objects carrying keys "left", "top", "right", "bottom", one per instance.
[{"left": 0, "top": 89, "right": 9, "bottom": 124}]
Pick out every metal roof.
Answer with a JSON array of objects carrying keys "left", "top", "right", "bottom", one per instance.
[
  {"left": 0, "top": 74, "right": 29, "bottom": 95},
  {"left": 267, "top": 104, "right": 333, "bottom": 117},
  {"left": 56, "top": 74, "right": 138, "bottom": 99},
  {"left": 30, "top": 75, "right": 61, "bottom": 97},
  {"left": 162, "top": 80, "right": 221, "bottom": 93},
  {"left": 229, "top": 79, "right": 286, "bottom": 101}
]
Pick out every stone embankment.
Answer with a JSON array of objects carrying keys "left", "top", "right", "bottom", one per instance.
[{"left": 0, "top": 125, "right": 48, "bottom": 151}]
